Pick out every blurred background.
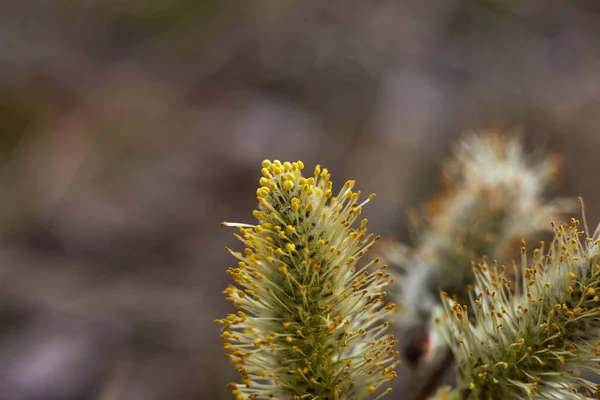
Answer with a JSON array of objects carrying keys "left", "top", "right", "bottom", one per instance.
[{"left": 1, "top": 1, "right": 600, "bottom": 399}]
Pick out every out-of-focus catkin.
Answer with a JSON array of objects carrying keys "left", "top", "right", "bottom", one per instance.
[{"left": 386, "top": 131, "right": 568, "bottom": 328}]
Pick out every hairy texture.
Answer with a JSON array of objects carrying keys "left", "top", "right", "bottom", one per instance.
[
  {"left": 438, "top": 218, "right": 600, "bottom": 399},
  {"left": 387, "top": 131, "right": 567, "bottom": 328},
  {"left": 217, "top": 160, "right": 399, "bottom": 400}
]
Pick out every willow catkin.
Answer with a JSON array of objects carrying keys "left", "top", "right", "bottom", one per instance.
[
  {"left": 437, "top": 218, "right": 600, "bottom": 399},
  {"left": 217, "top": 160, "right": 399, "bottom": 400}
]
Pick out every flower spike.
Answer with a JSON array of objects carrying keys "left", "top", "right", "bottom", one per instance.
[
  {"left": 217, "top": 160, "right": 399, "bottom": 400},
  {"left": 438, "top": 218, "right": 600, "bottom": 399}
]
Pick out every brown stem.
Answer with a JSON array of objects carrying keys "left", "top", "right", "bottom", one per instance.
[{"left": 403, "top": 345, "right": 454, "bottom": 400}]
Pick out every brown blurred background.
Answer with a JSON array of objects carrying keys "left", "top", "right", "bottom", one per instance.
[{"left": 1, "top": 1, "right": 600, "bottom": 399}]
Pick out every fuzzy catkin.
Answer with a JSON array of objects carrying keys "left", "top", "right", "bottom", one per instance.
[
  {"left": 217, "top": 160, "right": 399, "bottom": 400},
  {"left": 437, "top": 218, "right": 600, "bottom": 399},
  {"left": 388, "top": 131, "right": 566, "bottom": 327}
]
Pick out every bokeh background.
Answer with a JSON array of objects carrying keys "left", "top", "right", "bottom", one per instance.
[{"left": 1, "top": 1, "right": 600, "bottom": 399}]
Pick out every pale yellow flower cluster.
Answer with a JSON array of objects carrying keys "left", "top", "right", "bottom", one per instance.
[
  {"left": 217, "top": 160, "right": 399, "bottom": 400},
  {"left": 438, "top": 218, "right": 600, "bottom": 399}
]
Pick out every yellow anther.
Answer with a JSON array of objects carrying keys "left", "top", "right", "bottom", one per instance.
[
  {"left": 261, "top": 168, "right": 272, "bottom": 178},
  {"left": 283, "top": 180, "right": 294, "bottom": 191}
]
